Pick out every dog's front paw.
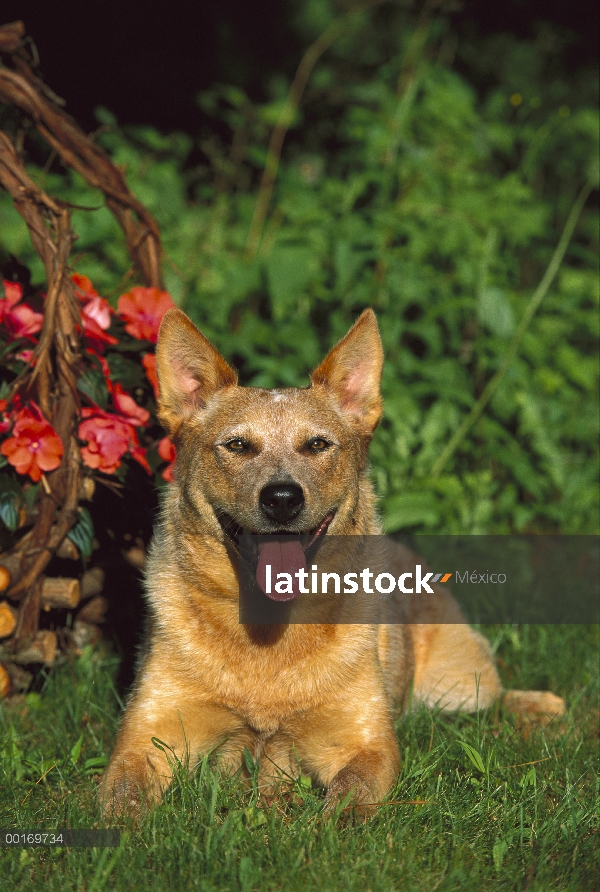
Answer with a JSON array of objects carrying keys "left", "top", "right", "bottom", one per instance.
[
  {"left": 101, "top": 783, "right": 142, "bottom": 821},
  {"left": 99, "top": 759, "right": 161, "bottom": 821},
  {"left": 323, "top": 767, "right": 379, "bottom": 823}
]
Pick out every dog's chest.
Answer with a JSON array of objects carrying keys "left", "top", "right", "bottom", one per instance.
[{"left": 184, "top": 627, "right": 374, "bottom": 728}]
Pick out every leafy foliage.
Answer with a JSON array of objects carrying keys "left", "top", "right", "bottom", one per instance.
[
  {"left": 0, "top": 6, "right": 597, "bottom": 534},
  {"left": 66, "top": 508, "right": 95, "bottom": 562}
]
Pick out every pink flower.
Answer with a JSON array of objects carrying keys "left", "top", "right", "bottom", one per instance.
[
  {"left": 1, "top": 281, "right": 24, "bottom": 303},
  {"left": 117, "top": 287, "right": 175, "bottom": 343},
  {"left": 158, "top": 435, "right": 176, "bottom": 482},
  {"left": 82, "top": 297, "right": 113, "bottom": 334},
  {"left": 78, "top": 375, "right": 151, "bottom": 475},
  {"left": 142, "top": 353, "right": 159, "bottom": 399},
  {"left": 112, "top": 383, "right": 150, "bottom": 426},
  {"left": 79, "top": 408, "right": 150, "bottom": 475},
  {"left": 72, "top": 274, "right": 118, "bottom": 350},
  {"left": 0, "top": 280, "right": 44, "bottom": 340},
  {"left": 1, "top": 402, "right": 63, "bottom": 482}
]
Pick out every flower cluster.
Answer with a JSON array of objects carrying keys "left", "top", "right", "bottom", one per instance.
[
  {"left": 0, "top": 400, "right": 63, "bottom": 483},
  {"left": 0, "top": 277, "right": 177, "bottom": 484},
  {"left": 0, "top": 281, "right": 43, "bottom": 341}
]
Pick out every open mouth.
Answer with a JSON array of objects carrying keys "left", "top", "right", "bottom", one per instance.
[{"left": 217, "top": 511, "right": 335, "bottom": 602}]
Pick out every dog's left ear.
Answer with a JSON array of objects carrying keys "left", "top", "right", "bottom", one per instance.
[{"left": 310, "top": 309, "right": 383, "bottom": 433}]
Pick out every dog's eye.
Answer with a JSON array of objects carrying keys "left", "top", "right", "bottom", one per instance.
[
  {"left": 224, "top": 438, "right": 249, "bottom": 453},
  {"left": 306, "top": 437, "right": 330, "bottom": 453}
]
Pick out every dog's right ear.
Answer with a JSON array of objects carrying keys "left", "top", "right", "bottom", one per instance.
[{"left": 156, "top": 308, "right": 237, "bottom": 434}]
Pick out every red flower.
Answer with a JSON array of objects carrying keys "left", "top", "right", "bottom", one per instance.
[
  {"left": 93, "top": 353, "right": 114, "bottom": 394},
  {"left": 1, "top": 402, "right": 63, "bottom": 482},
  {"left": 72, "top": 273, "right": 99, "bottom": 299},
  {"left": 0, "top": 280, "right": 44, "bottom": 340},
  {"left": 117, "top": 287, "right": 175, "bottom": 343},
  {"left": 142, "top": 353, "right": 159, "bottom": 398},
  {"left": 112, "top": 383, "right": 150, "bottom": 426},
  {"left": 79, "top": 408, "right": 150, "bottom": 475},
  {"left": 72, "top": 274, "right": 118, "bottom": 351},
  {"left": 158, "top": 435, "right": 176, "bottom": 481}
]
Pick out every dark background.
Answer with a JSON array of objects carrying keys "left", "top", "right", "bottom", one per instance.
[{"left": 1, "top": 0, "right": 597, "bottom": 134}]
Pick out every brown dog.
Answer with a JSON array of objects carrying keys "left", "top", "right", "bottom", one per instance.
[{"left": 101, "top": 309, "right": 565, "bottom": 816}]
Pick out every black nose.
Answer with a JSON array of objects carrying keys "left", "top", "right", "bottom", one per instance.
[{"left": 259, "top": 483, "right": 304, "bottom": 524}]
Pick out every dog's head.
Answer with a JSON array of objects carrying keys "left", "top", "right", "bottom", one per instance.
[{"left": 156, "top": 309, "right": 383, "bottom": 598}]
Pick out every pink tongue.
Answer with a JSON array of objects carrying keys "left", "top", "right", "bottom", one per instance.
[{"left": 256, "top": 540, "right": 306, "bottom": 601}]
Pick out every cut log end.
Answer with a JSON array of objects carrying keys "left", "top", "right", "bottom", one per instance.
[
  {"left": 0, "top": 565, "right": 11, "bottom": 592},
  {"left": 0, "top": 601, "right": 17, "bottom": 638},
  {"left": 0, "top": 663, "right": 11, "bottom": 699}
]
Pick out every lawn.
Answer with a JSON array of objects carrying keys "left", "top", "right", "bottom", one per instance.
[{"left": 0, "top": 623, "right": 597, "bottom": 891}]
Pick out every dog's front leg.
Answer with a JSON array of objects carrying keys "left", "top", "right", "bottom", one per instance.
[
  {"left": 290, "top": 683, "right": 400, "bottom": 818},
  {"left": 324, "top": 744, "right": 400, "bottom": 819},
  {"left": 101, "top": 671, "right": 247, "bottom": 817}
]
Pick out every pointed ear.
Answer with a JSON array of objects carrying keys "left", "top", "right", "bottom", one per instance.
[
  {"left": 156, "top": 308, "right": 237, "bottom": 434},
  {"left": 310, "top": 309, "right": 383, "bottom": 433}
]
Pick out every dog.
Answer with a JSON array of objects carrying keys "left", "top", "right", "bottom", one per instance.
[{"left": 101, "top": 308, "right": 565, "bottom": 817}]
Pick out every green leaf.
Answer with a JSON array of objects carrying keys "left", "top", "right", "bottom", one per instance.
[
  {"left": 242, "top": 807, "right": 267, "bottom": 829},
  {"left": 82, "top": 755, "right": 108, "bottom": 775},
  {"left": 0, "top": 492, "right": 19, "bottom": 531},
  {"left": 459, "top": 741, "right": 485, "bottom": 774},
  {"left": 23, "top": 483, "right": 40, "bottom": 510},
  {"left": 103, "top": 352, "right": 146, "bottom": 391},
  {"left": 492, "top": 839, "right": 509, "bottom": 872},
  {"left": 243, "top": 746, "right": 257, "bottom": 777},
  {"left": 0, "top": 476, "right": 22, "bottom": 532},
  {"left": 383, "top": 492, "right": 440, "bottom": 532},
  {"left": 478, "top": 287, "right": 515, "bottom": 338},
  {"left": 70, "top": 733, "right": 84, "bottom": 765},
  {"left": 76, "top": 368, "right": 109, "bottom": 409},
  {"left": 67, "top": 508, "right": 95, "bottom": 561}
]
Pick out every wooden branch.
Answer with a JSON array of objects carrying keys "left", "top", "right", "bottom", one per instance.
[
  {"left": 0, "top": 134, "right": 83, "bottom": 628},
  {"left": 0, "top": 19, "right": 166, "bottom": 666},
  {"left": 0, "top": 27, "right": 163, "bottom": 288},
  {"left": 41, "top": 577, "right": 81, "bottom": 610},
  {"left": 0, "top": 20, "right": 25, "bottom": 53},
  {"left": 80, "top": 567, "right": 105, "bottom": 600},
  {"left": 13, "top": 629, "right": 57, "bottom": 664}
]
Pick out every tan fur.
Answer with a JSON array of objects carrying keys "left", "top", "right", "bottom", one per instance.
[{"left": 101, "top": 309, "right": 565, "bottom": 817}]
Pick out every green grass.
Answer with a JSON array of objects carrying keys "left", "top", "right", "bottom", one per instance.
[{"left": 1, "top": 625, "right": 598, "bottom": 891}]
